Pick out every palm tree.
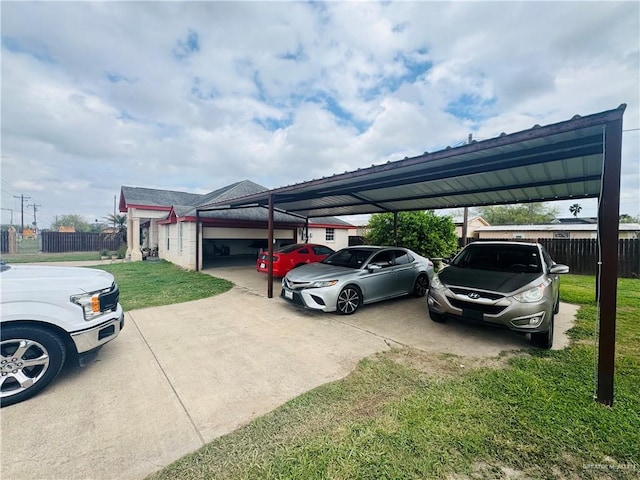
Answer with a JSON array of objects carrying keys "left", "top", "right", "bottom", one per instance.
[
  {"left": 104, "top": 213, "right": 127, "bottom": 241},
  {"left": 569, "top": 203, "right": 582, "bottom": 217}
]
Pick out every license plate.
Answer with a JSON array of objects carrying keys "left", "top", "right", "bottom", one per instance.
[
  {"left": 284, "top": 289, "right": 293, "bottom": 300},
  {"left": 463, "top": 309, "right": 483, "bottom": 321},
  {"left": 260, "top": 263, "right": 266, "bottom": 269}
]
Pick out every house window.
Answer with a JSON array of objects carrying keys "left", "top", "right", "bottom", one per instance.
[
  {"left": 178, "top": 223, "right": 183, "bottom": 253},
  {"left": 326, "top": 228, "right": 335, "bottom": 242}
]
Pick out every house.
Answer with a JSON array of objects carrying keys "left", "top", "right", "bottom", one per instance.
[
  {"left": 119, "top": 180, "right": 352, "bottom": 269},
  {"left": 475, "top": 223, "right": 640, "bottom": 240},
  {"left": 451, "top": 215, "right": 490, "bottom": 239}
]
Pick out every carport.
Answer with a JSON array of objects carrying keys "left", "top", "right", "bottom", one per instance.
[{"left": 197, "top": 105, "right": 626, "bottom": 405}]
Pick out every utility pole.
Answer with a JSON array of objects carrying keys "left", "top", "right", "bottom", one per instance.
[
  {"left": 27, "top": 203, "right": 41, "bottom": 233},
  {"left": 13, "top": 194, "right": 31, "bottom": 235}
]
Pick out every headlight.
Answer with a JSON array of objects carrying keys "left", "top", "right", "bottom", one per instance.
[
  {"left": 430, "top": 274, "right": 444, "bottom": 290},
  {"left": 309, "top": 280, "right": 338, "bottom": 288},
  {"left": 71, "top": 292, "right": 102, "bottom": 320},
  {"left": 513, "top": 284, "right": 545, "bottom": 303}
]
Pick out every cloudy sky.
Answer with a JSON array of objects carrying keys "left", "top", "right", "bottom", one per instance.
[{"left": 2, "top": 1, "right": 638, "bottom": 229}]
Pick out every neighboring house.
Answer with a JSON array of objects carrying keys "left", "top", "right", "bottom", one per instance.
[
  {"left": 347, "top": 225, "right": 369, "bottom": 245},
  {"left": 475, "top": 223, "right": 640, "bottom": 240},
  {"left": 119, "top": 180, "right": 352, "bottom": 269},
  {"left": 451, "top": 216, "right": 490, "bottom": 239},
  {"left": 551, "top": 217, "right": 598, "bottom": 224}
]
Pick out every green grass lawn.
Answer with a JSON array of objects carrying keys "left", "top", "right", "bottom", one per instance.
[
  {"left": 4, "top": 252, "right": 104, "bottom": 262},
  {"left": 148, "top": 275, "right": 640, "bottom": 480},
  {"left": 92, "top": 261, "right": 233, "bottom": 310}
]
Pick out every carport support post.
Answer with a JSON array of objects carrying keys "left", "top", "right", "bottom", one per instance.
[
  {"left": 268, "top": 193, "right": 274, "bottom": 298},
  {"left": 596, "top": 118, "right": 623, "bottom": 406},
  {"left": 393, "top": 212, "right": 398, "bottom": 246},
  {"left": 195, "top": 210, "right": 200, "bottom": 272}
]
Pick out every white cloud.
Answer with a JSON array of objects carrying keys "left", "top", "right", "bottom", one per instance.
[{"left": 1, "top": 1, "right": 638, "bottom": 228}]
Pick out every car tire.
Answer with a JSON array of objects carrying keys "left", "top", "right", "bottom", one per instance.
[
  {"left": 428, "top": 309, "right": 446, "bottom": 323},
  {"left": 336, "top": 285, "right": 361, "bottom": 315},
  {"left": 531, "top": 314, "right": 554, "bottom": 349},
  {"left": 412, "top": 274, "right": 429, "bottom": 297},
  {"left": 1, "top": 325, "right": 66, "bottom": 407},
  {"left": 554, "top": 295, "right": 560, "bottom": 314}
]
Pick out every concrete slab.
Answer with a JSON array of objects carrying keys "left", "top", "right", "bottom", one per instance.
[
  {"left": 0, "top": 313, "right": 203, "bottom": 480},
  {"left": 130, "top": 288, "right": 387, "bottom": 442}
]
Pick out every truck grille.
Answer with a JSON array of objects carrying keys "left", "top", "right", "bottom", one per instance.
[{"left": 99, "top": 283, "right": 120, "bottom": 312}]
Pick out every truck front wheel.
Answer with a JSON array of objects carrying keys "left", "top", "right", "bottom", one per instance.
[{"left": 1, "top": 326, "right": 66, "bottom": 407}]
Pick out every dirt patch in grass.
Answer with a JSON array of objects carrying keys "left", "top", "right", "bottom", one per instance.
[{"left": 384, "top": 347, "right": 517, "bottom": 379}]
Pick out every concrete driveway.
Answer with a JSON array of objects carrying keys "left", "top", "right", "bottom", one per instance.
[{"left": 1, "top": 263, "right": 577, "bottom": 480}]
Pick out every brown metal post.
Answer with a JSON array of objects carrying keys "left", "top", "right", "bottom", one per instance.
[
  {"left": 267, "top": 194, "right": 274, "bottom": 298},
  {"left": 596, "top": 118, "right": 623, "bottom": 406},
  {"left": 393, "top": 212, "right": 398, "bottom": 246},
  {"left": 195, "top": 210, "right": 200, "bottom": 272}
]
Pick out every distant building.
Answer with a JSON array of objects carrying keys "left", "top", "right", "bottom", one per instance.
[
  {"left": 451, "top": 216, "right": 490, "bottom": 239},
  {"left": 119, "top": 180, "right": 352, "bottom": 269},
  {"left": 475, "top": 223, "right": 640, "bottom": 240},
  {"left": 551, "top": 217, "right": 598, "bottom": 224}
]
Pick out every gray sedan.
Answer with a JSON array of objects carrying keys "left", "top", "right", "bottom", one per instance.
[
  {"left": 281, "top": 246, "right": 435, "bottom": 314},
  {"left": 427, "top": 241, "right": 569, "bottom": 348}
]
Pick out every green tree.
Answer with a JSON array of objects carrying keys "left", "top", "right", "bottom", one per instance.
[
  {"left": 474, "top": 203, "right": 559, "bottom": 225},
  {"left": 619, "top": 213, "right": 640, "bottom": 223},
  {"left": 51, "top": 214, "right": 92, "bottom": 232},
  {"left": 569, "top": 203, "right": 582, "bottom": 217},
  {"left": 365, "top": 211, "right": 458, "bottom": 258}
]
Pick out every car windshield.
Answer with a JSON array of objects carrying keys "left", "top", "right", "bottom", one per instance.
[
  {"left": 451, "top": 244, "right": 542, "bottom": 273},
  {"left": 322, "top": 248, "right": 375, "bottom": 269}
]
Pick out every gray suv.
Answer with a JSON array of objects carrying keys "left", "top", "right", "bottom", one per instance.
[{"left": 427, "top": 241, "right": 569, "bottom": 348}]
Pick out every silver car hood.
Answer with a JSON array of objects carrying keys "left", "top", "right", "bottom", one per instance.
[
  {"left": 438, "top": 265, "right": 542, "bottom": 294},
  {"left": 285, "top": 262, "right": 359, "bottom": 282}
]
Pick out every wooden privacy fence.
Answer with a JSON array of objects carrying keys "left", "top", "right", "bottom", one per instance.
[
  {"left": 1, "top": 230, "right": 8, "bottom": 253},
  {"left": 468, "top": 238, "right": 639, "bottom": 278},
  {"left": 39, "top": 231, "right": 124, "bottom": 253}
]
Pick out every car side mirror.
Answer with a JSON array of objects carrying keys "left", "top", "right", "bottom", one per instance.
[
  {"left": 549, "top": 264, "right": 570, "bottom": 274},
  {"left": 367, "top": 264, "right": 382, "bottom": 272}
]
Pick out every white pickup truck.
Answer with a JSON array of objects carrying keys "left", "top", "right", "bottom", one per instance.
[{"left": 0, "top": 263, "right": 124, "bottom": 407}]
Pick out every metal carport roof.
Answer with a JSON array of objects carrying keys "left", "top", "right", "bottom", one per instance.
[
  {"left": 200, "top": 105, "right": 624, "bottom": 217},
  {"left": 198, "top": 104, "right": 626, "bottom": 406}
]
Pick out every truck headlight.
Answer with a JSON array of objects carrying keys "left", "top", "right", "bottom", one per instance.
[
  {"left": 513, "top": 284, "right": 545, "bottom": 303},
  {"left": 71, "top": 292, "right": 102, "bottom": 320}
]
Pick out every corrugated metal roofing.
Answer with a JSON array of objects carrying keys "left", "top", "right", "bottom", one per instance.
[{"left": 199, "top": 106, "right": 626, "bottom": 218}]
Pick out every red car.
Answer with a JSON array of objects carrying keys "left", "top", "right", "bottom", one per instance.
[{"left": 256, "top": 243, "right": 335, "bottom": 277}]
